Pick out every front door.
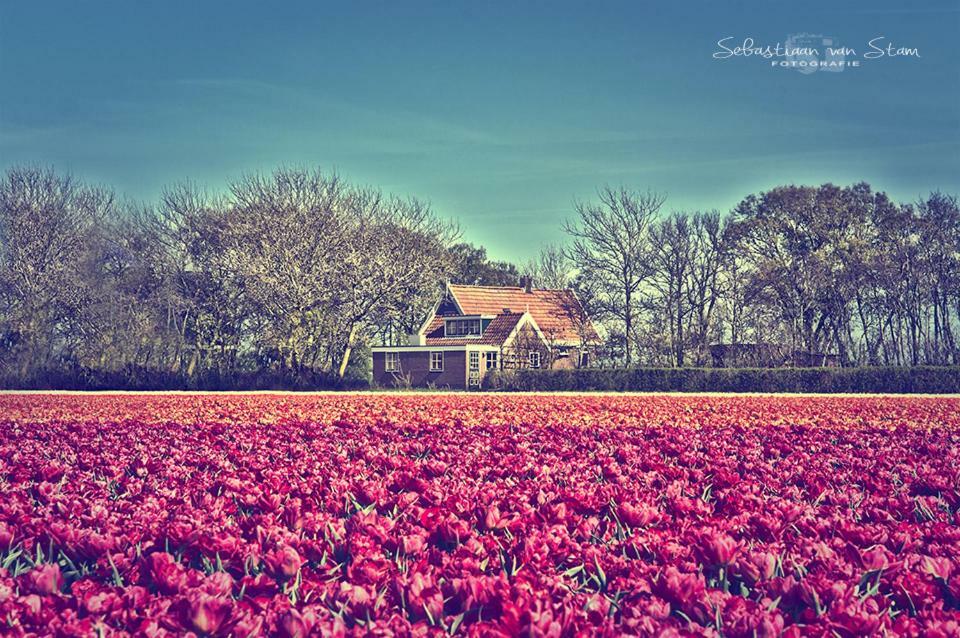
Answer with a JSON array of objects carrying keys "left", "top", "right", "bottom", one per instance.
[{"left": 468, "top": 351, "right": 481, "bottom": 388}]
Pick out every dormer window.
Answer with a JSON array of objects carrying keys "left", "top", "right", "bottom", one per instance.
[{"left": 445, "top": 318, "right": 482, "bottom": 337}]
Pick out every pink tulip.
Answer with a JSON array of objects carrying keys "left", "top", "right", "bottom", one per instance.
[
  {"left": 28, "top": 564, "right": 62, "bottom": 596},
  {"left": 265, "top": 545, "right": 302, "bottom": 581}
]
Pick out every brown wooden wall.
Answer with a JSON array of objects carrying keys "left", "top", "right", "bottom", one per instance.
[{"left": 372, "top": 350, "right": 467, "bottom": 388}]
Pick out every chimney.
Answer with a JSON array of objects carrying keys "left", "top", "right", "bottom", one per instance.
[{"left": 522, "top": 275, "right": 533, "bottom": 294}]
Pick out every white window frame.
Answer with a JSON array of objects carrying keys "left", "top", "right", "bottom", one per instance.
[
  {"left": 385, "top": 352, "right": 400, "bottom": 372},
  {"left": 529, "top": 352, "right": 541, "bottom": 368},
  {"left": 429, "top": 351, "right": 444, "bottom": 372},
  {"left": 469, "top": 351, "right": 481, "bottom": 371},
  {"left": 485, "top": 351, "right": 499, "bottom": 370}
]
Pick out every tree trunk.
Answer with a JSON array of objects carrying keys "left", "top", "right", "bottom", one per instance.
[
  {"left": 338, "top": 323, "right": 359, "bottom": 378},
  {"left": 675, "top": 289, "right": 684, "bottom": 367},
  {"left": 624, "top": 288, "right": 633, "bottom": 367},
  {"left": 186, "top": 350, "right": 198, "bottom": 378}
]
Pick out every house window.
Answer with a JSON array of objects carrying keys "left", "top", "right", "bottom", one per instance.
[
  {"left": 469, "top": 351, "right": 480, "bottom": 371},
  {"left": 579, "top": 351, "right": 589, "bottom": 368},
  {"left": 385, "top": 352, "right": 400, "bottom": 372},
  {"left": 485, "top": 351, "right": 499, "bottom": 370},
  {"left": 445, "top": 319, "right": 482, "bottom": 337},
  {"left": 429, "top": 352, "right": 444, "bottom": 372},
  {"left": 529, "top": 352, "right": 541, "bottom": 368}
]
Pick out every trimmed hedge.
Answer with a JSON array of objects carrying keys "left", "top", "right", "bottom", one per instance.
[
  {"left": 0, "top": 364, "right": 369, "bottom": 392},
  {"left": 483, "top": 366, "right": 960, "bottom": 394}
]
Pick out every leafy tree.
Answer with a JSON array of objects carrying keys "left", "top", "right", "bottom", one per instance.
[
  {"left": 447, "top": 243, "right": 520, "bottom": 286},
  {"left": 730, "top": 183, "right": 883, "bottom": 359}
]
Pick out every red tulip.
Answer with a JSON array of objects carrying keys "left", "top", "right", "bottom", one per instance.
[
  {"left": 484, "top": 504, "right": 508, "bottom": 530},
  {"left": 618, "top": 502, "right": 660, "bottom": 527},
  {"left": 265, "top": 545, "right": 302, "bottom": 581},
  {"left": 148, "top": 552, "right": 186, "bottom": 595},
  {"left": 279, "top": 609, "right": 315, "bottom": 638},
  {"left": 0, "top": 522, "right": 13, "bottom": 548},
  {"left": 186, "top": 592, "right": 232, "bottom": 635},
  {"left": 402, "top": 532, "right": 427, "bottom": 554},
  {"left": 701, "top": 531, "right": 740, "bottom": 566}
]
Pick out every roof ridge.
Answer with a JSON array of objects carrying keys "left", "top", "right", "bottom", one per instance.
[
  {"left": 448, "top": 283, "right": 573, "bottom": 293},
  {"left": 449, "top": 283, "right": 522, "bottom": 289}
]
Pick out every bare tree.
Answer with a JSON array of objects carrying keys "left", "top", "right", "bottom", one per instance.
[
  {"left": 684, "top": 211, "right": 728, "bottom": 365},
  {"left": 916, "top": 192, "right": 960, "bottom": 364},
  {"left": 220, "top": 168, "right": 456, "bottom": 379},
  {"left": 331, "top": 191, "right": 455, "bottom": 378},
  {"left": 0, "top": 166, "right": 115, "bottom": 378},
  {"left": 153, "top": 182, "right": 249, "bottom": 377},
  {"left": 650, "top": 212, "right": 693, "bottom": 366},
  {"left": 563, "top": 186, "right": 664, "bottom": 366},
  {"left": 525, "top": 244, "right": 570, "bottom": 290}
]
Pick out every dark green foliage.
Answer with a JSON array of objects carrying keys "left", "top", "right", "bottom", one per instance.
[
  {"left": 0, "top": 362, "right": 370, "bottom": 391},
  {"left": 447, "top": 243, "right": 521, "bottom": 286},
  {"left": 484, "top": 367, "right": 960, "bottom": 394}
]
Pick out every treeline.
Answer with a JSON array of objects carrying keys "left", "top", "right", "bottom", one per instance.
[
  {"left": 0, "top": 166, "right": 460, "bottom": 388},
  {"left": 548, "top": 184, "right": 960, "bottom": 367},
  {"left": 1, "top": 166, "right": 958, "bottom": 389}
]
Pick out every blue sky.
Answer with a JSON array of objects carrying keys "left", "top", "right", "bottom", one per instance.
[{"left": 1, "top": 1, "right": 958, "bottom": 261}]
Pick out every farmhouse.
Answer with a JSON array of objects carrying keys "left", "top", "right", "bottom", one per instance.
[{"left": 372, "top": 279, "right": 598, "bottom": 389}]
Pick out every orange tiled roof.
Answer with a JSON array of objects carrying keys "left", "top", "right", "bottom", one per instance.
[
  {"left": 447, "top": 284, "right": 596, "bottom": 344},
  {"left": 423, "top": 313, "right": 524, "bottom": 346}
]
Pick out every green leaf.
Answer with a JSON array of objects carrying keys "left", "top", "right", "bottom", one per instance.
[{"left": 107, "top": 554, "right": 124, "bottom": 587}]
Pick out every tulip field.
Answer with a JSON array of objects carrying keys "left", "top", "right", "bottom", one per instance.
[{"left": 1, "top": 393, "right": 959, "bottom": 637}]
